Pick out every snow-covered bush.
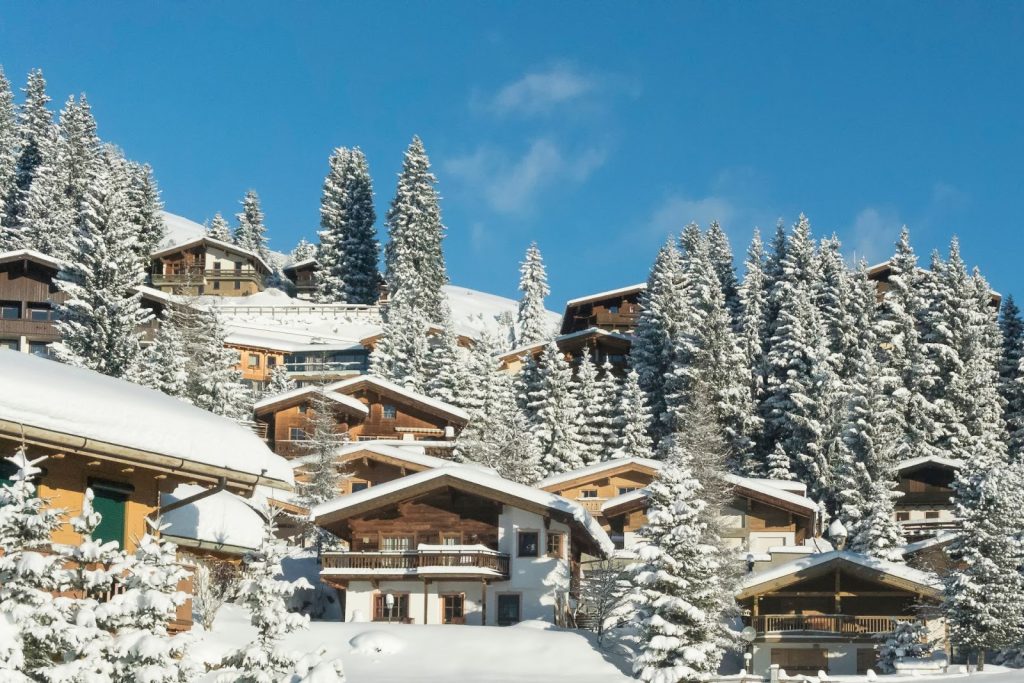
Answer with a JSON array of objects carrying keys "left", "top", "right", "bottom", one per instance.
[
  {"left": 192, "top": 558, "right": 239, "bottom": 631},
  {"left": 877, "top": 620, "right": 935, "bottom": 673}
]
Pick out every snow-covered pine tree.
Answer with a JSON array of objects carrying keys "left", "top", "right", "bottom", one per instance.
[
  {"left": 529, "top": 341, "right": 586, "bottom": 477},
  {"left": 16, "top": 135, "right": 73, "bottom": 259},
  {"left": 183, "top": 307, "right": 253, "bottom": 421},
  {"left": 292, "top": 238, "right": 317, "bottom": 263},
  {"left": 206, "top": 212, "right": 233, "bottom": 242},
  {"left": 612, "top": 424, "right": 733, "bottom": 682},
  {"left": 573, "top": 350, "right": 605, "bottom": 465},
  {"left": 6, "top": 69, "right": 55, "bottom": 233},
  {"left": 425, "top": 310, "right": 473, "bottom": 409},
  {"left": 315, "top": 147, "right": 379, "bottom": 305},
  {"left": 998, "top": 295, "right": 1024, "bottom": 460},
  {"left": 515, "top": 242, "right": 551, "bottom": 346},
  {"left": 738, "top": 230, "right": 768, "bottom": 475},
  {"left": 234, "top": 190, "right": 270, "bottom": 261},
  {"left": 369, "top": 297, "right": 432, "bottom": 393},
  {"left": 617, "top": 367, "right": 653, "bottom": 457},
  {"left": 134, "top": 310, "right": 190, "bottom": 400},
  {"left": 54, "top": 147, "right": 150, "bottom": 378},
  {"left": 125, "top": 160, "right": 165, "bottom": 259},
  {"left": 706, "top": 220, "right": 741, "bottom": 329},
  {"left": 0, "top": 67, "right": 16, "bottom": 240},
  {"left": 267, "top": 364, "right": 297, "bottom": 396},
  {"left": 383, "top": 136, "right": 449, "bottom": 322},
  {"left": 294, "top": 390, "right": 345, "bottom": 541},
  {"left": 758, "top": 215, "right": 835, "bottom": 499},
  {"left": 219, "top": 509, "right": 312, "bottom": 683},
  {"left": 630, "top": 238, "right": 687, "bottom": 445},
  {"left": 765, "top": 443, "right": 794, "bottom": 481},
  {"left": 595, "top": 360, "right": 623, "bottom": 456}
]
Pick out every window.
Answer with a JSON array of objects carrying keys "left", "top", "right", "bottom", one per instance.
[
  {"left": 234, "top": 280, "right": 241, "bottom": 290},
  {"left": 608, "top": 515, "right": 626, "bottom": 550},
  {"left": 546, "top": 532, "right": 564, "bottom": 559},
  {"left": 27, "top": 303, "right": 54, "bottom": 321},
  {"left": 0, "top": 301, "right": 20, "bottom": 320},
  {"left": 497, "top": 594, "right": 521, "bottom": 626},
  {"left": 298, "top": 404, "right": 308, "bottom": 414},
  {"left": 581, "top": 490, "right": 598, "bottom": 499},
  {"left": 517, "top": 531, "right": 539, "bottom": 557},
  {"left": 373, "top": 593, "right": 409, "bottom": 622},
  {"left": 213, "top": 280, "right": 221, "bottom": 290},
  {"left": 288, "top": 427, "right": 307, "bottom": 441},
  {"left": 0, "top": 339, "right": 18, "bottom": 351},
  {"left": 440, "top": 532, "right": 462, "bottom": 546},
  {"left": 442, "top": 594, "right": 465, "bottom": 624},
  {"left": 234, "top": 262, "right": 242, "bottom": 272},
  {"left": 267, "top": 356, "right": 277, "bottom": 367},
  {"left": 896, "top": 511, "right": 910, "bottom": 522},
  {"left": 247, "top": 355, "right": 259, "bottom": 368},
  {"left": 350, "top": 482, "right": 368, "bottom": 493},
  {"left": 27, "top": 341, "right": 51, "bottom": 358},
  {"left": 617, "top": 487, "right": 638, "bottom": 495},
  {"left": 925, "top": 511, "right": 940, "bottom": 520},
  {"left": 380, "top": 535, "right": 413, "bottom": 551},
  {"left": 608, "top": 305, "right": 619, "bottom": 315},
  {"left": 89, "top": 480, "right": 133, "bottom": 548},
  {"left": 213, "top": 262, "right": 221, "bottom": 270},
  {"left": 382, "top": 404, "right": 397, "bottom": 420}
]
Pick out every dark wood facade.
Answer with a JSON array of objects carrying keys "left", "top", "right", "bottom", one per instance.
[
  {"left": 344, "top": 491, "right": 502, "bottom": 551},
  {"left": 283, "top": 259, "right": 317, "bottom": 299},
  {"left": 560, "top": 285, "right": 645, "bottom": 335},
  {"left": 498, "top": 329, "right": 633, "bottom": 374},
  {"left": 0, "top": 252, "right": 65, "bottom": 354}
]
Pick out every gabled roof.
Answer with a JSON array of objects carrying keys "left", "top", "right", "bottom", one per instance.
[
  {"left": 290, "top": 442, "right": 493, "bottom": 475},
  {"left": 253, "top": 386, "right": 369, "bottom": 416},
  {"left": 150, "top": 235, "right": 272, "bottom": 274},
  {"left": 224, "top": 331, "right": 364, "bottom": 354},
  {"left": 161, "top": 484, "right": 265, "bottom": 554},
  {"left": 283, "top": 258, "right": 318, "bottom": 275},
  {"left": 564, "top": 283, "right": 647, "bottom": 308},
  {"left": 328, "top": 375, "right": 470, "bottom": 424},
  {"left": 736, "top": 550, "right": 943, "bottom": 601},
  {"left": 901, "top": 530, "right": 959, "bottom": 557},
  {"left": 497, "top": 327, "right": 634, "bottom": 363},
  {"left": 312, "top": 466, "right": 614, "bottom": 557},
  {"left": 537, "top": 456, "right": 662, "bottom": 492},
  {"left": 895, "top": 454, "right": 964, "bottom": 474},
  {"left": 0, "top": 351, "right": 292, "bottom": 489},
  {"left": 0, "top": 248, "right": 62, "bottom": 270}
]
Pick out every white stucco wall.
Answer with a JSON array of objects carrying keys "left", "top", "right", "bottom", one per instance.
[{"left": 752, "top": 643, "right": 873, "bottom": 677}]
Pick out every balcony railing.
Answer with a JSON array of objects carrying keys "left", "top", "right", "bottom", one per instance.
[
  {"left": 577, "top": 498, "right": 605, "bottom": 514},
  {"left": 151, "top": 269, "right": 263, "bottom": 285},
  {"left": 321, "top": 549, "right": 510, "bottom": 578},
  {"left": 900, "top": 519, "right": 959, "bottom": 539},
  {"left": 284, "top": 360, "right": 367, "bottom": 375},
  {"left": 0, "top": 318, "right": 59, "bottom": 338},
  {"left": 754, "top": 614, "right": 912, "bottom": 635}
]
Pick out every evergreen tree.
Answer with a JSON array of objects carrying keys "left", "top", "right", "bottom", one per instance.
[
  {"left": 999, "top": 295, "right": 1024, "bottom": 460},
  {"left": 574, "top": 350, "right": 605, "bottom": 465},
  {"left": 53, "top": 148, "right": 150, "bottom": 378},
  {"left": 765, "top": 442, "right": 795, "bottom": 481},
  {"left": 267, "top": 364, "right": 297, "bottom": 395},
  {"left": 206, "top": 212, "right": 232, "bottom": 242},
  {"left": 369, "top": 298, "right": 432, "bottom": 392},
  {"left": 292, "top": 238, "right": 317, "bottom": 262},
  {"left": 294, "top": 390, "right": 345, "bottom": 537},
  {"left": 384, "top": 136, "right": 449, "bottom": 322},
  {"left": 315, "top": 147, "right": 379, "bottom": 305},
  {"left": 184, "top": 307, "right": 253, "bottom": 421},
  {"left": 617, "top": 367, "right": 654, "bottom": 456},
  {"left": 0, "top": 67, "right": 16, "bottom": 239},
  {"left": 7, "top": 69, "right": 54, "bottom": 231},
  {"left": 134, "top": 311, "right": 190, "bottom": 400},
  {"left": 17, "top": 138, "right": 73, "bottom": 259},
  {"left": 595, "top": 360, "right": 623, "bottom": 455},
  {"left": 706, "top": 220, "right": 741, "bottom": 329},
  {"left": 125, "top": 160, "right": 165, "bottom": 259},
  {"left": 516, "top": 242, "right": 551, "bottom": 346},
  {"left": 425, "top": 312, "right": 473, "bottom": 409},
  {"left": 738, "top": 230, "right": 768, "bottom": 474},
  {"left": 529, "top": 341, "right": 586, "bottom": 477},
  {"left": 234, "top": 190, "right": 270, "bottom": 261}
]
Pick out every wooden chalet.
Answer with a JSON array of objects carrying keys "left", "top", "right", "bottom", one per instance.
[
  {"left": 559, "top": 283, "right": 646, "bottom": 335},
  {"left": 0, "top": 351, "right": 293, "bottom": 630},
  {"left": 894, "top": 455, "right": 961, "bottom": 541},
  {"left": 867, "top": 260, "right": 1001, "bottom": 308},
  {"left": 253, "top": 376, "right": 469, "bottom": 459},
  {"left": 497, "top": 328, "right": 633, "bottom": 374},
  {"left": 311, "top": 466, "right": 613, "bottom": 626},
  {"left": 360, "top": 325, "right": 476, "bottom": 352},
  {"left": 283, "top": 258, "right": 318, "bottom": 299},
  {"left": 737, "top": 551, "right": 944, "bottom": 676},
  {"left": 149, "top": 236, "right": 272, "bottom": 297},
  {"left": 224, "top": 329, "right": 370, "bottom": 392}
]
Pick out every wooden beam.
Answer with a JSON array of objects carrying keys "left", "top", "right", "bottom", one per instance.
[
  {"left": 481, "top": 579, "right": 487, "bottom": 626},
  {"left": 423, "top": 579, "right": 429, "bottom": 625},
  {"left": 765, "top": 591, "right": 917, "bottom": 598}
]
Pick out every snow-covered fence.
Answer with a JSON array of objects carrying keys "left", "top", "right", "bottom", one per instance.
[{"left": 213, "top": 303, "right": 382, "bottom": 321}]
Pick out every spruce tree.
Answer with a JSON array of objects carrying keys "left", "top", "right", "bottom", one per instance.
[
  {"left": 529, "top": 341, "right": 586, "bottom": 477},
  {"left": 125, "top": 160, "right": 165, "bottom": 259},
  {"left": 0, "top": 66, "right": 16, "bottom": 239},
  {"left": 384, "top": 136, "right": 448, "bottom": 322},
  {"left": 595, "top": 359, "right": 623, "bottom": 456},
  {"left": 369, "top": 298, "right": 432, "bottom": 392},
  {"left": 291, "top": 238, "right": 317, "bottom": 262},
  {"left": 516, "top": 242, "right": 551, "bottom": 346},
  {"left": 206, "top": 212, "right": 233, "bottom": 242},
  {"left": 267, "top": 364, "right": 297, "bottom": 395},
  {"left": 234, "top": 190, "right": 270, "bottom": 261},
  {"left": 7, "top": 69, "right": 54, "bottom": 231},
  {"left": 134, "top": 311, "right": 190, "bottom": 400},
  {"left": 574, "top": 350, "right": 605, "bottom": 465},
  {"left": 315, "top": 147, "right": 378, "bottom": 305},
  {"left": 54, "top": 148, "right": 150, "bottom": 378},
  {"left": 294, "top": 390, "right": 345, "bottom": 534},
  {"left": 999, "top": 295, "right": 1024, "bottom": 460},
  {"left": 618, "top": 367, "right": 654, "bottom": 457},
  {"left": 706, "top": 220, "right": 741, "bottom": 329},
  {"left": 738, "top": 230, "right": 768, "bottom": 474},
  {"left": 425, "top": 312, "right": 473, "bottom": 408},
  {"left": 184, "top": 307, "right": 253, "bottom": 421}
]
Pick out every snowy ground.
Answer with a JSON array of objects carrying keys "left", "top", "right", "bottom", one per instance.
[{"left": 189, "top": 605, "right": 633, "bottom": 683}]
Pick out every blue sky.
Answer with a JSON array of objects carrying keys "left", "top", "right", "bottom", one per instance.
[{"left": 2, "top": 3, "right": 1022, "bottom": 307}]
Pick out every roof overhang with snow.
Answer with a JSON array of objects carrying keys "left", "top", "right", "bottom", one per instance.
[
  {"left": 283, "top": 258, "right": 318, "bottom": 276},
  {"left": 0, "top": 248, "right": 62, "bottom": 271},
  {"left": 150, "top": 236, "right": 272, "bottom": 275},
  {"left": 498, "top": 328, "right": 634, "bottom": 363},
  {"left": 564, "top": 283, "right": 647, "bottom": 309},
  {"left": 253, "top": 386, "right": 370, "bottom": 417},
  {"left": 736, "top": 551, "right": 942, "bottom": 601},
  {"left": 894, "top": 455, "right": 964, "bottom": 475},
  {"left": 537, "top": 456, "right": 662, "bottom": 493},
  {"left": 327, "top": 375, "right": 470, "bottom": 425},
  {"left": 312, "top": 466, "right": 614, "bottom": 557},
  {"left": 289, "top": 442, "right": 481, "bottom": 474}
]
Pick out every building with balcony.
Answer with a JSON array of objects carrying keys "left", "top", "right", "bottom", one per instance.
[
  {"left": 497, "top": 328, "right": 633, "bottom": 375},
  {"left": 894, "top": 455, "right": 961, "bottom": 541},
  {"left": 253, "top": 376, "right": 469, "bottom": 459},
  {"left": 282, "top": 258, "right": 318, "bottom": 299},
  {"left": 311, "top": 466, "right": 613, "bottom": 626},
  {"left": 149, "top": 236, "right": 272, "bottom": 297},
  {"left": 559, "top": 283, "right": 646, "bottom": 335},
  {"left": 737, "top": 551, "right": 944, "bottom": 676},
  {"left": 225, "top": 330, "right": 369, "bottom": 392}
]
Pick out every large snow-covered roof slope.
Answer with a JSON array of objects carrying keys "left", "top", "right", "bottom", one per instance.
[
  {"left": 328, "top": 375, "right": 470, "bottom": 424},
  {"left": 0, "top": 351, "right": 292, "bottom": 489},
  {"left": 736, "top": 550, "right": 942, "bottom": 600},
  {"left": 0, "top": 248, "right": 62, "bottom": 270},
  {"left": 161, "top": 484, "right": 266, "bottom": 554},
  {"left": 253, "top": 385, "right": 369, "bottom": 416},
  {"left": 536, "top": 456, "right": 662, "bottom": 491},
  {"left": 894, "top": 454, "right": 963, "bottom": 473},
  {"left": 291, "top": 442, "right": 495, "bottom": 475},
  {"left": 312, "top": 466, "right": 614, "bottom": 556}
]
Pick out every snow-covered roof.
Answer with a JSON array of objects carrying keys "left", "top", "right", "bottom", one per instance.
[
  {"left": 901, "top": 530, "right": 959, "bottom": 556},
  {"left": 895, "top": 454, "right": 964, "bottom": 473},
  {"left": 0, "top": 248, "right": 63, "bottom": 270},
  {"left": 161, "top": 484, "right": 265, "bottom": 553},
  {"left": 253, "top": 386, "right": 369, "bottom": 416},
  {"left": 601, "top": 487, "right": 649, "bottom": 514},
  {"left": 565, "top": 283, "right": 647, "bottom": 308},
  {"left": 150, "top": 234, "right": 273, "bottom": 275},
  {"left": 537, "top": 456, "right": 662, "bottom": 490},
  {"left": 159, "top": 211, "right": 290, "bottom": 268},
  {"left": 290, "top": 442, "right": 494, "bottom": 475},
  {"left": 0, "top": 351, "right": 292, "bottom": 488},
  {"left": 312, "top": 466, "right": 614, "bottom": 556},
  {"left": 754, "top": 478, "right": 808, "bottom": 495},
  {"left": 499, "top": 327, "right": 635, "bottom": 361},
  {"left": 327, "top": 375, "right": 470, "bottom": 423},
  {"left": 134, "top": 284, "right": 173, "bottom": 304},
  {"left": 725, "top": 474, "right": 819, "bottom": 514},
  {"left": 737, "top": 550, "right": 942, "bottom": 599},
  {"left": 224, "top": 330, "right": 365, "bottom": 354},
  {"left": 283, "top": 258, "right": 318, "bottom": 273}
]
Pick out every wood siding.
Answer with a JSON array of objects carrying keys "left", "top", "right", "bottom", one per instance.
[{"left": 0, "top": 259, "right": 65, "bottom": 344}]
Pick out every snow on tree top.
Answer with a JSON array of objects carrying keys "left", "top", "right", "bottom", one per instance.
[
  {"left": 311, "top": 465, "right": 615, "bottom": 556},
  {"left": 160, "top": 483, "right": 266, "bottom": 552},
  {"left": 0, "top": 350, "right": 293, "bottom": 487}
]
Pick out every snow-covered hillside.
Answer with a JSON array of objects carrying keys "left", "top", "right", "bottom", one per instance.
[{"left": 160, "top": 211, "right": 291, "bottom": 266}]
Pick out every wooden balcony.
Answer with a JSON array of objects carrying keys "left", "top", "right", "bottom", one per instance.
[
  {"left": 0, "top": 317, "right": 58, "bottom": 339},
  {"left": 754, "top": 614, "right": 912, "bottom": 636},
  {"left": 577, "top": 498, "right": 605, "bottom": 514},
  {"left": 900, "top": 519, "right": 959, "bottom": 539},
  {"left": 151, "top": 269, "right": 264, "bottom": 286},
  {"left": 321, "top": 549, "right": 510, "bottom": 580}
]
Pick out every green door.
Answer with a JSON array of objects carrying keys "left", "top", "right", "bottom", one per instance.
[{"left": 90, "top": 483, "right": 129, "bottom": 548}]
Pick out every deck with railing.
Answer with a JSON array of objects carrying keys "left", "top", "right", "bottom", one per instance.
[
  {"left": 321, "top": 549, "right": 510, "bottom": 579},
  {"left": 754, "top": 614, "right": 912, "bottom": 635},
  {"left": 900, "top": 519, "right": 959, "bottom": 539}
]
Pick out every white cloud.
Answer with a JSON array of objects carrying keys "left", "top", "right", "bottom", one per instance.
[
  {"left": 487, "top": 65, "right": 597, "bottom": 116},
  {"left": 849, "top": 206, "right": 903, "bottom": 265},
  {"left": 445, "top": 139, "right": 606, "bottom": 214},
  {"left": 648, "top": 195, "right": 737, "bottom": 239}
]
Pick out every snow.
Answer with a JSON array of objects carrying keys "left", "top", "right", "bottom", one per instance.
[
  {"left": 564, "top": 283, "right": 646, "bottom": 308},
  {"left": 160, "top": 484, "right": 265, "bottom": 552},
  {"left": 501, "top": 327, "right": 635, "bottom": 361},
  {"left": 443, "top": 284, "right": 559, "bottom": 339},
  {"left": 0, "top": 350, "right": 293, "bottom": 486},
  {"left": 726, "top": 475, "right": 820, "bottom": 513},
  {"left": 150, "top": 234, "right": 273, "bottom": 275},
  {"left": 311, "top": 466, "right": 615, "bottom": 556},
  {"left": 327, "top": 375, "right": 470, "bottom": 423},
  {"left": 289, "top": 442, "right": 495, "bottom": 475},
  {"left": 901, "top": 531, "right": 959, "bottom": 557},
  {"left": 738, "top": 550, "right": 942, "bottom": 596},
  {"left": 190, "top": 604, "right": 633, "bottom": 682},
  {"left": 160, "top": 211, "right": 290, "bottom": 267},
  {"left": 536, "top": 456, "right": 662, "bottom": 490},
  {"left": 0, "top": 247, "right": 62, "bottom": 269},
  {"left": 254, "top": 386, "right": 370, "bottom": 416},
  {"left": 894, "top": 455, "right": 964, "bottom": 473}
]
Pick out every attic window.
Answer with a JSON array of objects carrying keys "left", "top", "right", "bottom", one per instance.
[
  {"left": 382, "top": 405, "right": 397, "bottom": 420},
  {"left": 581, "top": 490, "right": 598, "bottom": 499}
]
